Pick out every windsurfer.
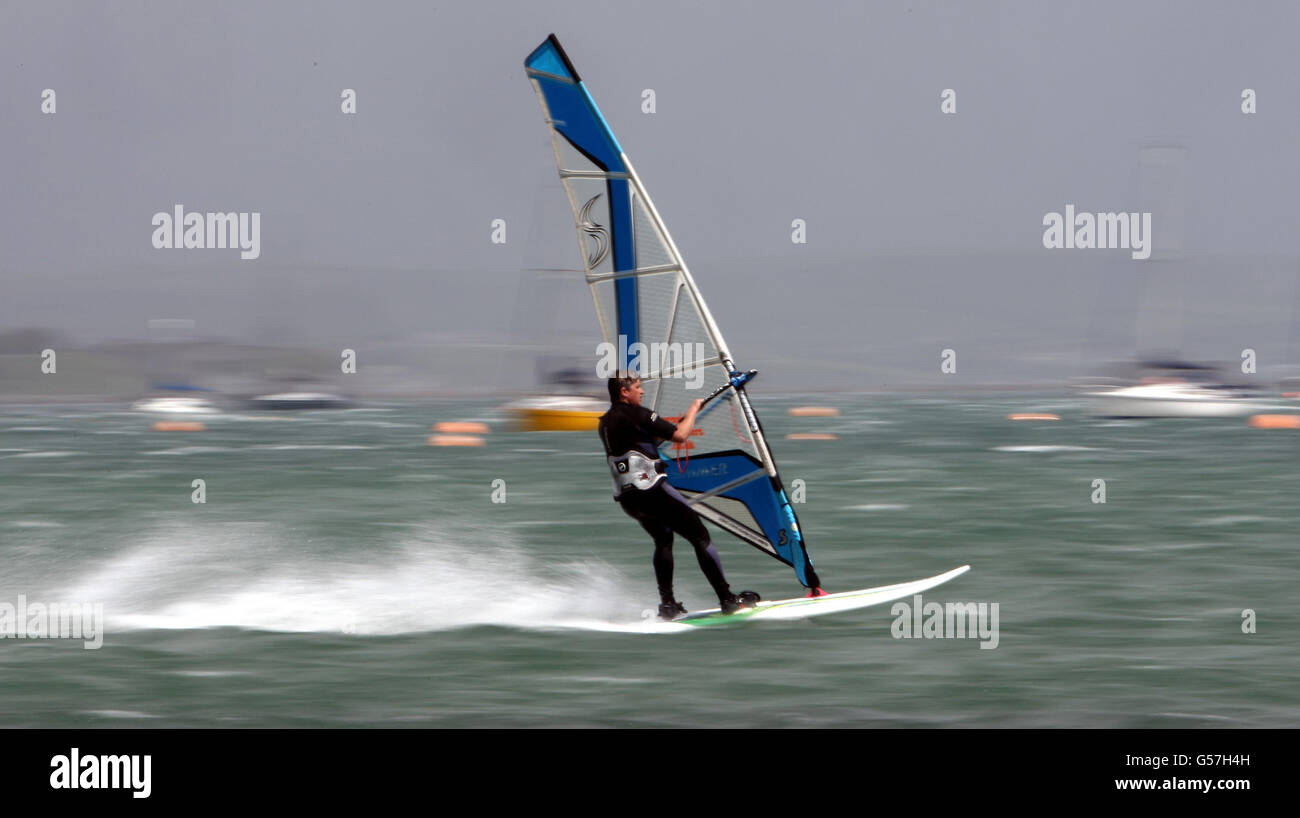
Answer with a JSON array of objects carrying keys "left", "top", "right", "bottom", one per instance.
[{"left": 598, "top": 373, "right": 758, "bottom": 620}]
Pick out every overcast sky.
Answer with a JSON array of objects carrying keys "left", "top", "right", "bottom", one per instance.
[{"left": 3, "top": 1, "right": 1298, "bottom": 388}]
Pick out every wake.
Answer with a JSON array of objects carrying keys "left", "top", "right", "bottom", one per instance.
[{"left": 54, "top": 521, "right": 660, "bottom": 635}]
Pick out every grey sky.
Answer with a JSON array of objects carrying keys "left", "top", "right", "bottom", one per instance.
[{"left": 2, "top": 1, "right": 1298, "bottom": 390}]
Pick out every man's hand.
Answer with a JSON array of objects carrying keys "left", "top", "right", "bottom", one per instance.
[{"left": 672, "top": 399, "right": 704, "bottom": 443}]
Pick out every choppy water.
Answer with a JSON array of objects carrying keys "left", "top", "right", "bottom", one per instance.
[{"left": 1, "top": 396, "right": 1295, "bottom": 727}]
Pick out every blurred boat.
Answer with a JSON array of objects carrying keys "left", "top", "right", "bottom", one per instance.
[
  {"left": 131, "top": 395, "right": 221, "bottom": 415},
  {"left": 504, "top": 394, "right": 605, "bottom": 431},
  {"left": 1086, "top": 361, "right": 1263, "bottom": 418},
  {"left": 241, "top": 391, "right": 351, "bottom": 411},
  {"left": 503, "top": 355, "right": 605, "bottom": 431},
  {"left": 1089, "top": 382, "right": 1259, "bottom": 418}
]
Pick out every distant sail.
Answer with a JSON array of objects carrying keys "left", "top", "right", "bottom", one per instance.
[{"left": 524, "top": 35, "right": 821, "bottom": 589}]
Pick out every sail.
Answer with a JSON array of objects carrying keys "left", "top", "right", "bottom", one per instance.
[{"left": 524, "top": 34, "right": 821, "bottom": 589}]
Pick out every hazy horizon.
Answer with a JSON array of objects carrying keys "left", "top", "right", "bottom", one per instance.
[{"left": 4, "top": 1, "right": 1299, "bottom": 394}]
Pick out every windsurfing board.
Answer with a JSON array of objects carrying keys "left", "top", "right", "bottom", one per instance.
[{"left": 673, "top": 565, "right": 971, "bottom": 627}]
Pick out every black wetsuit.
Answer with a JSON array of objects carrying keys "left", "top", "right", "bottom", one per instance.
[{"left": 598, "top": 401, "right": 732, "bottom": 605}]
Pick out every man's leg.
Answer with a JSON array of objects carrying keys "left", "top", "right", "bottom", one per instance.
[
  {"left": 653, "top": 485, "right": 732, "bottom": 603},
  {"left": 618, "top": 495, "right": 678, "bottom": 604}
]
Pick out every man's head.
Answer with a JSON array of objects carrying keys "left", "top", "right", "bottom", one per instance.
[{"left": 607, "top": 373, "right": 643, "bottom": 406}]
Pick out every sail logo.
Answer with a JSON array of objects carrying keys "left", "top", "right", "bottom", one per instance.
[
  {"left": 1042, "top": 205, "right": 1152, "bottom": 259},
  {"left": 890, "top": 594, "right": 999, "bottom": 649},
  {"left": 0, "top": 595, "right": 103, "bottom": 649},
  {"left": 50, "top": 749, "right": 151, "bottom": 799},
  {"left": 596, "top": 336, "right": 707, "bottom": 389},
  {"left": 579, "top": 195, "right": 610, "bottom": 269},
  {"left": 151, "top": 205, "right": 261, "bottom": 260}
]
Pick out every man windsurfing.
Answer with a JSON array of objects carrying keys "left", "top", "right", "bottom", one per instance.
[{"left": 599, "top": 373, "right": 759, "bottom": 620}]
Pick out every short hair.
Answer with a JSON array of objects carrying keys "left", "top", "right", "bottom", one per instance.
[{"left": 607, "top": 373, "right": 640, "bottom": 403}]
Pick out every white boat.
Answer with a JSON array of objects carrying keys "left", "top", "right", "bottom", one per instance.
[
  {"left": 130, "top": 396, "right": 221, "bottom": 415},
  {"left": 1088, "top": 380, "right": 1262, "bottom": 418},
  {"left": 1085, "top": 360, "right": 1267, "bottom": 417}
]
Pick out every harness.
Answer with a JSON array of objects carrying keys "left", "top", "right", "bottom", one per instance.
[{"left": 607, "top": 450, "right": 667, "bottom": 497}]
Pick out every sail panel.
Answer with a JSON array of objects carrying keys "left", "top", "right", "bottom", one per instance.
[{"left": 631, "top": 191, "right": 676, "bottom": 270}]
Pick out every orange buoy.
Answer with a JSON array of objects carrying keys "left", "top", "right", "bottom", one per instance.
[
  {"left": 787, "top": 407, "right": 840, "bottom": 417},
  {"left": 1247, "top": 414, "right": 1300, "bottom": 429},
  {"left": 427, "top": 434, "right": 486, "bottom": 447},
  {"left": 433, "top": 421, "right": 490, "bottom": 435},
  {"left": 1007, "top": 413, "right": 1060, "bottom": 421},
  {"left": 151, "top": 421, "right": 205, "bottom": 431},
  {"left": 785, "top": 432, "right": 839, "bottom": 440}
]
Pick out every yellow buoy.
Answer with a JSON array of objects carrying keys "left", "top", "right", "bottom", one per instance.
[
  {"left": 152, "top": 421, "right": 205, "bottom": 431},
  {"left": 427, "top": 434, "right": 486, "bottom": 447},
  {"left": 433, "top": 421, "right": 490, "bottom": 435},
  {"left": 1007, "top": 413, "right": 1060, "bottom": 421},
  {"left": 787, "top": 407, "right": 840, "bottom": 417},
  {"left": 1247, "top": 414, "right": 1300, "bottom": 429},
  {"left": 786, "top": 432, "right": 839, "bottom": 440}
]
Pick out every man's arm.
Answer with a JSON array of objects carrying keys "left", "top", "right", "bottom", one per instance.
[{"left": 670, "top": 399, "right": 703, "bottom": 443}]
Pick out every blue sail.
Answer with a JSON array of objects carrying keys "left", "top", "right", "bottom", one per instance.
[{"left": 525, "top": 35, "right": 821, "bottom": 589}]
